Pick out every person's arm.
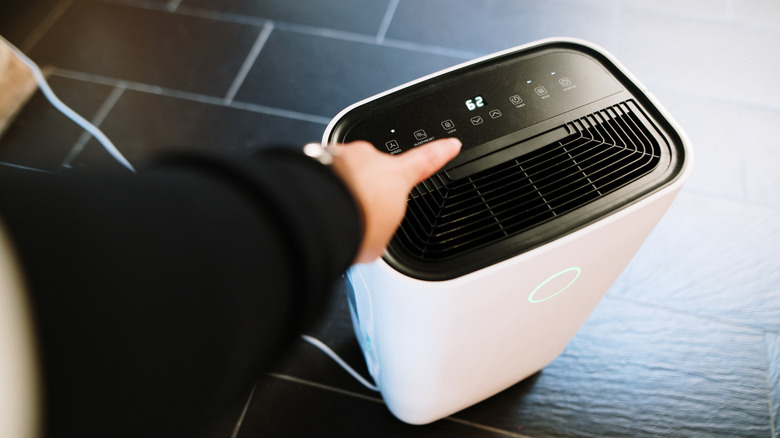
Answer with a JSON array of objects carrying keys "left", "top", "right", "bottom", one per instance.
[{"left": 0, "top": 138, "right": 460, "bottom": 437}]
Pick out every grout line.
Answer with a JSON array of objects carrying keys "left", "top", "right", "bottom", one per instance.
[
  {"left": 268, "top": 373, "right": 532, "bottom": 437},
  {"left": 20, "top": 0, "right": 74, "bottom": 52},
  {"left": 605, "top": 294, "right": 770, "bottom": 335},
  {"left": 100, "top": 0, "right": 474, "bottom": 61},
  {"left": 165, "top": 0, "right": 183, "bottom": 12},
  {"left": 229, "top": 380, "right": 258, "bottom": 438},
  {"left": 273, "top": 21, "right": 378, "bottom": 45},
  {"left": 680, "top": 186, "right": 780, "bottom": 214},
  {"left": 169, "top": 4, "right": 267, "bottom": 27},
  {"left": 227, "top": 100, "right": 331, "bottom": 125},
  {"left": 100, "top": 0, "right": 169, "bottom": 13},
  {"left": 224, "top": 21, "right": 275, "bottom": 105},
  {"left": 267, "top": 19, "right": 479, "bottom": 60},
  {"left": 0, "top": 162, "right": 56, "bottom": 174},
  {"left": 375, "top": 0, "right": 400, "bottom": 44},
  {"left": 60, "top": 85, "right": 126, "bottom": 170},
  {"left": 53, "top": 68, "right": 225, "bottom": 103},
  {"left": 268, "top": 373, "right": 384, "bottom": 404},
  {"left": 51, "top": 69, "right": 331, "bottom": 125},
  {"left": 445, "top": 416, "right": 534, "bottom": 438},
  {"left": 380, "top": 37, "right": 481, "bottom": 60},
  {"left": 113, "top": 0, "right": 474, "bottom": 60}
]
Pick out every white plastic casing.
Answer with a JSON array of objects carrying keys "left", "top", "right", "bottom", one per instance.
[{"left": 325, "top": 38, "right": 693, "bottom": 425}]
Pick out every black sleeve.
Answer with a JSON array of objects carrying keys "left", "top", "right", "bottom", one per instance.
[{"left": 0, "top": 149, "right": 361, "bottom": 438}]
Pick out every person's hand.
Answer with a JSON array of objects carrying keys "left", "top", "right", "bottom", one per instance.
[{"left": 331, "top": 138, "right": 461, "bottom": 264}]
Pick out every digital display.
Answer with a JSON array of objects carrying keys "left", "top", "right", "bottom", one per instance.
[
  {"left": 335, "top": 50, "right": 625, "bottom": 161},
  {"left": 465, "top": 95, "right": 485, "bottom": 111}
]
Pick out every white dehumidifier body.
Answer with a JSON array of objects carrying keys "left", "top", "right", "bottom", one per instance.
[{"left": 323, "top": 38, "right": 692, "bottom": 424}]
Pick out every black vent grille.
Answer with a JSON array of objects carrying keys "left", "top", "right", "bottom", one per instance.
[{"left": 394, "top": 101, "right": 662, "bottom": 262}]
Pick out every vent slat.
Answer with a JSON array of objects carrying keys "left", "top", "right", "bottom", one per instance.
[{"left": 393, "top": 101, "right": 662, "bottom": 261}]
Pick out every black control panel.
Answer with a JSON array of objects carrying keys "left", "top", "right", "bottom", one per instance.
[
  {"left": 326, "top": 41, "right": 687, "bottom": 280},
  {"left": 330, "top": 49, "right": 624, "bottom": 169}
]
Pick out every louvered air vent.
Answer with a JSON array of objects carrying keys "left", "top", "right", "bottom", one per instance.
[{"left": 393, "top": 101, "right": 662, "bottom": 262}]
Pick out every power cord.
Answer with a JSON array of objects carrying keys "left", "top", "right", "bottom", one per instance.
[
  {"left": 301, "top": 334, "right": 379, "bottom": 392},
  {"left": 1, "top": 35, "right": 135, "bottom": 172}
]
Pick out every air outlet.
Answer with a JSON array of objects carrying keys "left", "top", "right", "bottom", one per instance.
[{"left": 393, "top": 101, "right": 662, "bottom": 262}]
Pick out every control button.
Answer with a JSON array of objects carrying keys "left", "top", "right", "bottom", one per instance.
[
  {"left": 558, "top": 77, "right": 573, "bottom": 87},
  {"left": 534, "top": 86, "right": 548, "bottom": 96},
  {"left": 470, "top": 116, "right": 483, "bottom": 125},
  {"left": 441, "top": 119, "right": 455, "bottom": 130},
  {"left": 489, "top": 109, "right": 502, "bottom": 119},
  {"left": 413, "top": 130, "right": 427, "bottom": 141},
  {"left": 385, "top": 140, "right": 400, "bottom": 151},
  {"left": 509, "top": 95, "right": 523, "bottom": 105}
]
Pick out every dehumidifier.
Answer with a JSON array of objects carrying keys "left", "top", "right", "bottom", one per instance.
[{"left": 323, "top": 38, "right": 692, "bottom": 424}]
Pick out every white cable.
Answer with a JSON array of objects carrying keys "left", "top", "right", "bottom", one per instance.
[
  {"left": 1, "top": 35, "right": 135, "bottom": 173},
  {"left": 301, "top": 334, "right": 379, "bottom": 392}
]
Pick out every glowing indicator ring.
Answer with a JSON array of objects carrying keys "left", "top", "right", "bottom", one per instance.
[{"left": 528, "top": 267, "right": 582, "bottom": 303}]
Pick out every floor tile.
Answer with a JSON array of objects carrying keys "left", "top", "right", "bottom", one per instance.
[
  {"left": 0, "top": 75, "right": 115, "bottom": 171},
  {"left": 620, "top": 0, "right": 731, "bottom": 22},
  {"left": 386, "top": 0, "right": 618, "bottom": 56},
  {"left": 181, "top": 0, "right": 392, "bottom": 36},
  {"left": 0, "top": 0, "right": 68, "bottom": 48},
  {"left": 129, "top": 0, "right": 171, "bottom": 5},
  {"left": 272, "top": 275, "right": 773, "bottom": 437},
  {"left": 618, "top": 9, "right": 780, "bottom": 110},
  {"left": 237, "top": 375, "right": 521, "bottom": 438},
  {"left": 68, "top": 88, "right": 328, "bottom": 170},
  {"left": 732, "top": 0, "right": 780, "bottom": 31},
  {"left": 234, "top": 29, "right": 466, "bottom": 118},
  {"left": 736, "top": 105, "right": 780, "bottom": 209},
  {"left": 456, "top": 297, "right": 772, "bottom": 437},
  {"left": 612, "top": 191, "right": 780, "bottom": 333},
  {"left": 767, "top": 333, "right": 780, "bottom": 438},
  {"left": 650, "top": 91, "right": 744, "bottom": 200},
  {"left": 190, "top": 386, "right": 250, "bottom": 438},
  {"left": 29, "top": 0, "right": 264, "bottom": 97},
  {"left": 637, "top": 32, "right": 780, "bottom": 207}
]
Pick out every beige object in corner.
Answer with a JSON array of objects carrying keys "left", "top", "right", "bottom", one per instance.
[{"left": 0, "top": 39, "right": 38, "bottom": 135}]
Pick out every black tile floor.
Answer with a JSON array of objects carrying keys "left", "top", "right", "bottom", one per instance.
[{"left": 1, "top": 0, "right": 780, "bottom": 436}]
